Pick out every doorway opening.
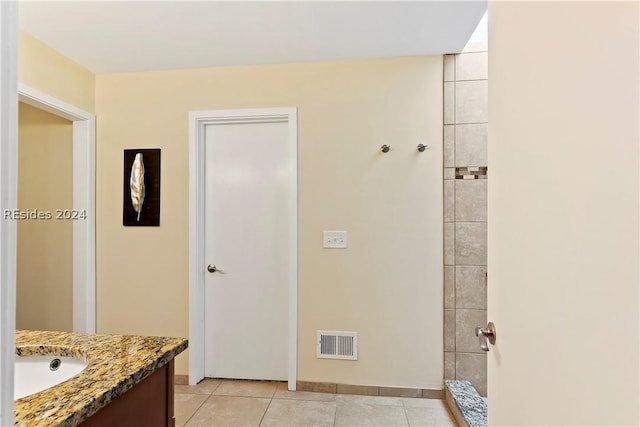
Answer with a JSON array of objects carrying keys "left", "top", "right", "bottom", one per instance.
[
  {"left": 17, "top": 102, "right": 73, "bottom": 331},
  {"left": 17, "top": 84, "right": 96, "bottom": 333}
]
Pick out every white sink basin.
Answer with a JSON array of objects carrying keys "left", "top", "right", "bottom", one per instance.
[{"left": 14, "top": 355, "right": 88, "bottom": 400}]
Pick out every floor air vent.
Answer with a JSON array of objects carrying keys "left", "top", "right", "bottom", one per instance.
[{"left": 317, "top": 331, "right": 358, "bottom": 360}]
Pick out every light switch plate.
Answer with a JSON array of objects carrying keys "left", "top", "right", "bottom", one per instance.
[{"left": 323, "top": 231, "right": 348, "bottom": 248}]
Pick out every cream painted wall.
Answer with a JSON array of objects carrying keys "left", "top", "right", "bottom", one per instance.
[
  {"left": 95, "top": 56, "right": 444, "bottom": 387},
  {"left": 16, "top": 102, "right": 73, "bottom": 331},
  {"left": 488, "top": 1, "right": 639, "bottom": 425},
  {"left": 19, "top": 31, "right": 94, "bottom": 113}
]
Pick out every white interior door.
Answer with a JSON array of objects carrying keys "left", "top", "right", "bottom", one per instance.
[
  {"left": 488, "top": 2, "right": 639, "bottom": 425},
  {"left": 204, "top": 120, "right": 290, "bottom": 381}
]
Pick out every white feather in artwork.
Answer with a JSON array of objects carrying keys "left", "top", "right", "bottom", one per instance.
[{"left": 130, "top": 153, "right": 146, "bottom": 221}]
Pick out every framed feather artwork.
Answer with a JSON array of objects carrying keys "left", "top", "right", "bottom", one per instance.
[{"left": 123, "top": 149, "right": 161, "bottom": 226}]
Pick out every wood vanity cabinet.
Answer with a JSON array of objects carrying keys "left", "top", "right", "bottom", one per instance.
[{"left": 80, "top": 360, "right": 175, "bottom": 427}]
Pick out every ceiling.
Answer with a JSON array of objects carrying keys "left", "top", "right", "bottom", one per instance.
[{"left": 19, "top": 1, "right": 487, "bottom": 74}]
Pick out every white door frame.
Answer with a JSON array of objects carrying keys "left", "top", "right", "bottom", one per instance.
[
  {"left": 0, "top": 1, "right": 18, "bottom": 423},
  {"left": 189, "top": 107, "right": 298, "bottom": 389},
  {"left": 17, "top": 83, "right": 96, "bottom": 334}
]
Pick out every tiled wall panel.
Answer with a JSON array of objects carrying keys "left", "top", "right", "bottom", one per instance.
[
  {"left": 442, "top": 44, "right": 488, "bottom": 396},
  {"left": 455, "top": 124, "right": 487, "bottom": 167}
]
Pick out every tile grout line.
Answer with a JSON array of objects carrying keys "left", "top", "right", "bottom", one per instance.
[
  {"left": 181, "top": 392, "right": 212, "bottom": 427},
  {"left": 452, "top": 67, "right": 458, "bottom": 371},
  {"left": 452, "top": 91, "right": 457, "bottom": 378},
  {"left": 446, "top": 64, "right": 459, "bottom": 377},
  {"left": 455, "top": 350, "right": 489, "bottom": 355},
  {"left": 257, "top": 386, "right": 278, "bottom": 427},
  {"left": 452, "top": 220, "right": 488, "bottom": 223},
  {"left": 177, "top": 380, "right": 220, "bottom": 426},
  {"left": 451, "top": 67, "right": 458, "bottom": 374},
  {"left": 449, "top": 121, "right": 489, "bottom": 126},
  {"left": 454, "top": 264, "right": 488, "bottom": 267},
  {"left": 257, "top": 395, "right": 273, "bottom": 427},
  {"left": 401, "top": 397, "right": 411, "bottom": 427},
  {"left": 454, "top": 78, "right": 489, "bottom": 83}
]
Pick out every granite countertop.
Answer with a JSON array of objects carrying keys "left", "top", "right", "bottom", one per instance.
[{"left": 14, "top": 330, "right": 188, "bottom": 427}]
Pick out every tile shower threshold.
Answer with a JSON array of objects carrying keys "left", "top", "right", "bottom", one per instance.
[{"left": 444, "top": 380, "right": 487, "bottom": 427}]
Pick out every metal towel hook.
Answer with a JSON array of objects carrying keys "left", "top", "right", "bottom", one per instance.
[
  {"left": 417, "top": 144, "right": 428, "bottom": 152},
  {"left": 381, "top": 145, "right": 391, "bottom": 153}
]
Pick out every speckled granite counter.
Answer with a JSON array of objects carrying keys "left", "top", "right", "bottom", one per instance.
[
  {"left": 444, "top": 380, "right": 487, "bottom": 427},
  {"left": 14, "top": 330, "right": 188, "bottom": 427}
]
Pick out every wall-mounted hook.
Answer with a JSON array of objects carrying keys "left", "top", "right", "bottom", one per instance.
[
  {"left": 381, "top": 145, "right": 391, "bottom": 153},
  {"left": 417, "top": 144, "right": 428, "bottom": 152}
]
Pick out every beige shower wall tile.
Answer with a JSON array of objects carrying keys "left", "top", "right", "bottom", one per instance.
[
  {"left": 456, "top": 353, "right": 487, "bottom": 397},
  {"left": 456, "top": 266, "right": 487, "bottom": 310},
  {"left": 444, "top": 55, "right": 455, "bottom": 82},
  {"left": 455, "top": 179, "right": 487, "bottom": 222},
  {"left": 444, "top": 309, "right": 455, "bottom": 352},
  {"left": 444, "top": 167, "right": 455, "bottom": 180},
  {"left": 444, "top": 351, "right": 455, "bottom": 380},
  {"left": 455, "top": 52, "right": 488, "bottom": 81},
  {"left": 455, "top": 80, "right": 488, "bottom": 124},
  {"left": 444, "top": 223, "right": 455, "bottom": 266},
  {"left": 455, "top": 309, "right": 487, "bottom": 353},
  {"left": 455, "top": 124, "right": 487, "bottom": 167},
  {"left": 455, "top": 223, "right": 487, "bottom": 265},
  {"left": 444, "top": 82, "right": 455, "bottom": 125},
  {"left": 444, "top": 180, "right": 455, "bottom": 223},
  {"left": 444, "top": 266, "right": 455, "bottom": 309},
  {"left": 444, "top": 125, "right": 455, "bottom": 167}
]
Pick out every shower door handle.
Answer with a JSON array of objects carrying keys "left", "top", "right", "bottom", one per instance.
[{"left": 475, "top": 322, "right": 496, "bottom": 352}]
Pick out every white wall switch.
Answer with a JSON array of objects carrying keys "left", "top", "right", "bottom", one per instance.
[{"left": 323, "top": 231, "right": 348, "bottom": 249}]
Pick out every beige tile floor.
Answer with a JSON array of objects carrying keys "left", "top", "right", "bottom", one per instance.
[{"left": 175, "top": 379, "right": 456, "bottom": 427}]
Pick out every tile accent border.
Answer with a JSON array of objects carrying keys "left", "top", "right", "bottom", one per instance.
[
  {"left": 455, "top": 167, "right": 488, "bottom": 180},
  {"left": 296, "top": 381, "right": 443, "bottom": 399}
]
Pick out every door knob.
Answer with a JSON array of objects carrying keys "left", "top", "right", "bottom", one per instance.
[
  {"left": 207, "top": 264, "right": 224, "bottom": 273},
  {"left": 475, "top": 322, "right": 496, "bottom": 352}
]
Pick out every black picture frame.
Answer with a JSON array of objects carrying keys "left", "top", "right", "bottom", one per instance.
[{"left": 123, "top": 149, "right": 161, "bottom": 226}]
